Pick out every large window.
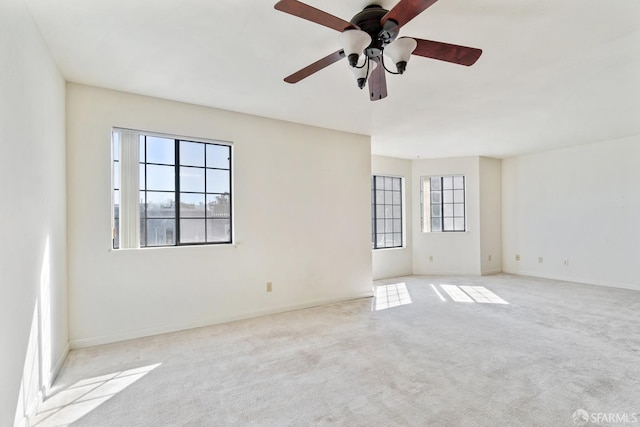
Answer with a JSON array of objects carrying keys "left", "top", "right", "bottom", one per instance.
[
  {"left": 371, "top": 175, "right": 403, "bottom": 249},
  {"left": 112, "top": 129, "right": 232, "bottom": 249},
  {"left": 421, "top": 175, "right": 466, "bottom": 232}
]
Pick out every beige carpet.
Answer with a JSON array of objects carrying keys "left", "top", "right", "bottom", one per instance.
[{"left": 34, "top": 274, "right": 640, "bottom": 426}]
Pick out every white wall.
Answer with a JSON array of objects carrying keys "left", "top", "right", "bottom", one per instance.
[
  {"left": 479, "top": 157, "right": 503, "bottom": 275},
  {"left": 0, "top": 0, "right": 68, "bottom": 425},
  {"left": 412, "top": 157, "right": 482, "bottom": 275},
  {"left": 66, "top": 84, "right": 372, "bottom": 347},
  {"left": 502, "top": 137, "right": 640, "bottom": 290},
  {"left": 371, "top": 155, "right": 413, "bottom": 279}
]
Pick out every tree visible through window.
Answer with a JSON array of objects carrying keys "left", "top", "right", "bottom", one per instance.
[
  {"left": 421, "top": 175, "right": 466, "bottom": 232},
  {"left": 112, "top": 130, "right": 232, "bottom": 249},
  {"left": 372, "top": 175, "right": 403, "bottom": 249}
]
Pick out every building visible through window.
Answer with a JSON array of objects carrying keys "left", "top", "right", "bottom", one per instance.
[
  {"left": 371, "top": 175, "right": 403, "bottom": 249},
  {"left": 112, "top": 130, "right": 232, "bottom": 249},
  {"left": 421, "top": 175, "right": 466, "bottom": 232}
]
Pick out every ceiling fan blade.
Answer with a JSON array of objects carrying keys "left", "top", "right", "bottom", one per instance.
[
  {"left": 381, "top": 0, "right": 439, "bottom": 30},
  {"left": 368, "top": 59, "right": 388, "bottom": 101},
  {"left": 274, "top": 0, "right": 357, "bottom": 32},
  {"left": 284, "top": 50, "right": 346, "bottom": 84},
  {"left": 412, "top": 38, "right": 482, "bottom": 66}
]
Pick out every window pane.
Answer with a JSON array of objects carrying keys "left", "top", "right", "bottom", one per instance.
[
  {"left": 443, "top": 190, "right": 453, "bottom": 203},
  {"left": 139, "top": 191, "right": 145, "bottom": 217},
  {"left": 113, "top": 190, "right": 120, "bottom": 218},
  {"left": 431, "top": 218, "right": 442, "bottom": 232},
  {"left": 430, "top": 177, "right": 441, "bottom": 190},
  {"left": 454, "top": 218, "right": 465, "bottom": 231},
  {"left": 206, "top": 169, "right": 230, "bottom": 194},
  {"left": 393, "top": 219, "right": 401, "bottom": 233},
  {"left": 140, "top": 218, "right": 146, "bottom": 246},
  {"left": 384, "top": 205, "right": 393, "bottom": 218},
  {"left": 139, "top": 164, "right": 145, "bottom": 190},
  {"left": 207, "top": 219, "right": 231, "bottom": 242},
  {"left": 431, "top": 191, "right": 441, "bottom": 204},
  {"left": 207, "top": 194, "right": 230, "bottom": 218},
  {"left": 392, "top": 191, "right": 401, "bottom": 205},
  {"left": 443, "top": 204, "right": 454, "bottom": 217},
  {"left": 112, "top": 134, "right": 119, "bottom": 161},
  {"left": 454, "top": 190, "right": 465, "bottom": 203},
  {"left": 146, "top": 136, "right": 174, "bottom": 164},
  {"left": 180, "top": 141, "right": 205, "bottom": 167},
  {"left": 376, "top": 219, "right": 385, "bottom": 234},
  {"left": 180, "top": 193, "right": 206, "bottom": 218},
  {"left": 454, "top": 204, "right": 465, "bottom": 217},
  {"left": 385, "top": 219, "right": 393, "bottom": 233},
  {"left": 376, "top": 205, "right": 385, "bottom": 219},
  {"left": 443, "top": 176, "right": 454, "bottom": 189},
  {"left": 180, "top": 219, "right": 206, "bottom": 244},
  {"left": 180, "top": 167, "right": 205, "bottom": 192},
  {"left": 431, "top": 205, "right": 441, "bottom": 217},
  {"left": 139, "top": 137, "right": 145, "bottom": 162},
  {"left": 444, "top": 217, "right": 454, "bottom": 231},
  {"left": 393, "top": 205, "right": 401, "bottom": 218},
  {"left": 375, "top": 176, "right": 384, "bottom": 189},
  {"left": 384, "top": 176, "right": 392, "bottom": 190},
  {"left": 393, "top": 233, "right": 402, "bottom": 247},
  {"left": 376, "top": 234, "right": 385, "bottom": 248},
  {"left": 146, "top": 219, "right": 176, "bottom": 246},
  {"left": 146, "top": 191, "right": 175, "bottom": 217},
  {"left": 453, "top": 176, "right": 464, "bottom": 189},
  {"left": 206, "top": 145, "right": 230, "bottom": 169},
  {"left": 375, "top": 190, "right": 384, "bottom": 203},
  {"left": 392, "top": 178, "right": 401, "bottom": 191},
  {"left": 113, "top": 162, "right": 120, "bottom": 189},
  {"left": 147, "top": 164, "right": 175, "bottom": 191},
  {"left": 113, "top": 218, "right": 119, "bottom": 249},
  {"left": 385, "top": 191, "right": 393, "bottom": 204}
]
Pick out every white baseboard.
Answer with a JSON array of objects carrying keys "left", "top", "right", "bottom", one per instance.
[
  {"left": 48, "top": 343, "right": 70, "bottom": 389},
  {"left": 412, "top": 270, "right": 483, "bottom": 276},
  {"left": 504, "top": 269, "right": 640, "bottom": 292},
  {"left": 481, "top": 269, "right": 503, "bottom": 276},
  {"left": 70, "top": 291, "right": 373, "bottom": 349}
]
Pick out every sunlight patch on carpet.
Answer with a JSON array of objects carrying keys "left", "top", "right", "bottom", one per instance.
[
  {"left": 440, "top": 284, "right": 509, "bottom": 304},
  {"left": 32, "top": 363, "right": 161, "bottom": 426},
  {"left": 374, "top": 283, "right": 412, "bottom": 311},
  {"left": 460, "top": 286, "right": 509, "bottom": 304}
]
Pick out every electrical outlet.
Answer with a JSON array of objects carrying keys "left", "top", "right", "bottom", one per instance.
[
  {"left": 563, "top": 259, "right": 569, "bottom": 266},
  {"left": 266, "top": 282, "right": 272, "bottom": 292},
  {"left": 538, "top": 256, "right": 543, "bottom": 264},
  {"left": 429, "top": 256, "right": 433, "bottom": 262},
  {"left": 515, "top": 254, "right": 520, "bottom": 261}
]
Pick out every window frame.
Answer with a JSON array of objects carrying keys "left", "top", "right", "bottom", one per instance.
[
  {"left": 371, "top": 175, "right": 404, "bottom": 250},
  {"left": 112, "top": 128, "right": 233, "bottom": 249},
  {"left": 421, "top": 175, "right": 466, "bottom": 233}
]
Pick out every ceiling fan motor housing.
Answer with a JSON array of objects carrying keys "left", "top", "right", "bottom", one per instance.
[{"left": 350, "top": 5, "right": 399, "bottom": 59}]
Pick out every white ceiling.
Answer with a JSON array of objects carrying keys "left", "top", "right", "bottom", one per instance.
[{"left": 24, "top": 0, "right": 640, "bottom": 159}]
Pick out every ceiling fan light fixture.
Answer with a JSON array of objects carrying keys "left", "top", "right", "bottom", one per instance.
[
  {"left": 385, "top": 37, "right": 417, "bottom": 74},
  {"left": 339, "top": 29, "right": 372, "bottom": 67},
  {"left": 351, "top": 57, "right": 369, "bottom": 89}
]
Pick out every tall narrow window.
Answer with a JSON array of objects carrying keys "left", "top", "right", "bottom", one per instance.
[
  {"left": 371, "top": 175, "right": 403, "bottom": 249},
  {"left": 112, "top": 129, "right": 232, "bottom": 249},
  {"left": 421, "top": 175, "right": 466, "bottom": 232}
]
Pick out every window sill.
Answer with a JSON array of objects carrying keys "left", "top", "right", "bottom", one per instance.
[
  {"left": 372, "top": 246, "right": 408, "bottom": 252},
  {"left": 109, "top": 242, "right": 237, "bottom": 252}
]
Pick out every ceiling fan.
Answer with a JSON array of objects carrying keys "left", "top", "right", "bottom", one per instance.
[{"left": 274, "top": 0, "right": 482, "bottom": 101}]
